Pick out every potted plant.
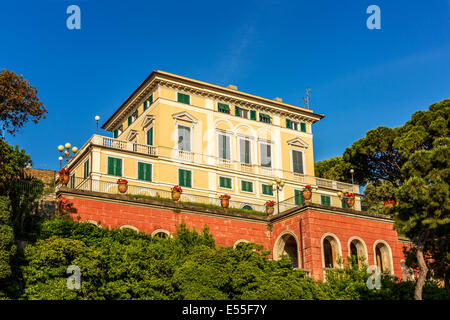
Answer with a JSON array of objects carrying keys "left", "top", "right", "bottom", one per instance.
[
  {"left": 302, "top": 185, "right": 312, "bottom": 201},
  {"left": 117, "top": 178, "right": 128, "bottom": 193},
  {"left": 345, "top": 192, "right": 356, "bottom": 208},
  {"left": 171, "top": 185, "right": 183, "bottom": 201},
  {"left": 59, "top": 168, "right": 70, "bottom": 186},
  {"left": 265, "top": 200, "right": 276, "bottom": 215},
  {"left": 219, "top": 194, "right": 231, "bottom": 208}
]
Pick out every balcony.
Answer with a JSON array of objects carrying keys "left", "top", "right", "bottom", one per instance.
[{"left": 69, "top": 134, "right": 359, "bottom": 194}]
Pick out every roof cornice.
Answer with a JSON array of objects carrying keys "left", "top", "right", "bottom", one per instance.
[{"left": 102, "top": 70, "right": 325, "bottom": 131}]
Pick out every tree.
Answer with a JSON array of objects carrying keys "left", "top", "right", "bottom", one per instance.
[
  {"left": 394, "top": 137, "right": 450, "bottom": 299},
  {"left": 0, "top": 196, "right": 17, "bottom": 298},
  {"left": 314, "top": 157, "right": 353, "bottom": 183},
  {"left": 0, "top": 138, "right": 31, "bottom": 189},
  {"left": 0, "top": 69, "right": 47, "bottom": 136}
]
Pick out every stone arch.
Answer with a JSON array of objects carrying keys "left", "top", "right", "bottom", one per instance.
[
  {"left": 119, "top": 224, "right": 139, "bottom": 232},
  {"left": 233, "top": 239, "right": 250, "bottom": 248},
  {"left": 85, "top": 220, "right": 101, "bottom": 227},
  {"left": 373, "top": 240, "right": 394, "bottom": 274},
  {"left": 256, "top": 127, "right": 273, "bottom": 141},
  {"left": 347, "top": 236, "right": 368, "bottom": 267},
  {"left": 151, "top": 228, "right": 172, "bottom": 239},
  {"left": 214, "top": 119, "right": 234, "bottom": 131},
  {"left": 235, "top": 123, "right": 256, "bottom": 137},
  {"left": 273, "top": 230, "right": 299, "bottom": 268},
  {"left": 321, "top": 233, "right": 343, "bottom": 269},
  {"left": 240, "top": 203, "right": 254, "bottom": 210}
]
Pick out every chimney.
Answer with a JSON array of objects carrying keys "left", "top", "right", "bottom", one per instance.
[
  {"left": 227, "top": 84, "right": 238, "bottom": 90},
  {"left": 274, "top": 97, "right": 282, "bottom": 102}
]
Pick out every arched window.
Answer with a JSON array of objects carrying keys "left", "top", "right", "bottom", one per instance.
[
  {"left": 273, "top": 232, "right": 299, "bottom": 268},
  {"left": 119, "top": 225, "right": 139, "bottom": 232},
  {"left": 233, "top": 239, "right": 250, "bottom": 248},
  {"left": 242, "top": 205, "right": 253, "bottom": 211},
  {"left": 322, "top": 234, "right": 341, "bottom": 269},
  {"left": 151, "top": 229, "right": 171, "bottom": 238},
  {"left": 348, "top": 237, "right": 367, "bottom": 268},
  {"left": 374, "top": 241, "right": 393, "bottom": 274}
]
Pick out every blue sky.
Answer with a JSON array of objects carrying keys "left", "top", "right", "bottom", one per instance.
[{"left": 1, "top": 0, "right": 449, "bottom": 170}]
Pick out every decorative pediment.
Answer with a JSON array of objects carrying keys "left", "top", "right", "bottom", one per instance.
[
  {"left": 142, "top": 115, "right": 155, "bottom": 129},
  {"left": 127, "top": 130, "right": 139, "bottom": 141},
  {"left": 172, "top": 111, "right": 198, "bottom": 124},
  {"left": 287, "top": 137, "right": 309, "bottom": 148}
]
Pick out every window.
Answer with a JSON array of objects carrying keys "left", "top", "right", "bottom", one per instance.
[
  {"left": 107, "top": 157, "right": 122, "bottom": 177},
  {"left": 177, "top": 92, "right": 190, "bottom": 105},
  {"left": 242, "top": 205, "right": 253, "bottom": 211},
  {"left": 147, "top": 127, "right": 153, "bottom": 145},
  {"left": 219, "top": 176, "right": 232, "bottom": 189},
  {"left": 128, "top": 115, "right": 132, "bottom": 126},
  {"left": 178, "top": 125, "right": 191, "bottom": 151},
  {"left": 69, "top": 175, "right": 75, "bottom": 188},
  {"left": 235, "top": 106, "right": 249, "bottom": 119},
  {"left": 138, "top": 162, "right": 152, "bottom": 181},
  {"left": 128, "top": 110, "right": 138, "bottom": 126},
  {"left": 83, "top": 159, "right": 90, "bottom": 179},
  {"left": 341, "top": 198, "right": 348, "bottom": 208},
  {"left": 260, "top": 142, "right": 272, "bottom": 167},
  {"left": 114, "top": 126, "right": 123, "bottom": 138},
  {"left": 294, "top": 189, "right": 304, "bottom": 205},
  {"left": 292, "top": 150, "right": 304, "bottom": 174},
  {"left": 321, "top": 195, "right": 331, "bottom": 206},
  {"left": 178, "top": 169, "right": 192, "bottom": 188},
  {"left": 218, "top": 134, "right": 231, "bottom": 160},
  {"left": 323, "top": 237, "right": 337, "bottom": 268},
  {"left": 250, "top": 110, "right": 257, "bottom": 120},
  {"left": 286, "top": 118, "right": 307, "bottom": 132},
  {"left": 144, "top": 94, "right": 153, "bottom": 111},
  {"left": 375, "top": 242, "right": 392, "bottom": 273},
  {"left": 218, "top": 102, "right": 230, "bottom": 114},
  {"left": 262, "top": 184, "right": 273, "bottom": 196},
  {"left": 259, "top": 113, "right": 271, "bottom": 124},
  {"left": 239, "top": 138, "right": 251, "bottom": 164},
  {"left": 241, "top": 180, "right": 253, "bottom": 193}
]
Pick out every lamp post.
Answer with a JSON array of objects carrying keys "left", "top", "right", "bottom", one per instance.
[
  {"left": 58, "top": 156, "right": 63, "bottom": 169},
  {"left": 350, "top": 169, "right": 355, "bottom": 185},
  {"left": 58, "top": 142, "right": 78, "bottom": 165},
  {"left": 95, "top": 115, "right": 100, "bottom": 134},
  {"left": 269, "top": 177, "right": 285, "bottom": 214}
]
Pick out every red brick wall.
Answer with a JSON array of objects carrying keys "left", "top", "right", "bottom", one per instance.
[{"left": 59, "top": 195, "right": 407, "bottom": 280}]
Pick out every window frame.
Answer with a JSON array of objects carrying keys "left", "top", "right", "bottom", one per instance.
[
  {"left": 218, "top": 176, "right": 233, "bottom": 190},
  {"left": 291, "top": 149, "right": 305, "bottom": 174},
  {"left": 261, "top": 183, "right": 274, "bottom": 196},
  {"left": 107, "top": 156, "right": 124, "bottom": 177},
  {"left": 178, "top": 168, "right": 193, "bottom": 188},
  {"left": 259, "top": 141, "right": 272, "bottom": 168},
  {"left": 137, "top": 161, "right": 153, "bottom": 182},
  {"left": 217, "top": 132, "right": 232, "bottom": 161},
  {"left": 240, "top": 179, "right": 254, "bottom": 194},
  {"left": 238, "top": 136, "right": 252, "bottom": 164},
  {"left": 177, "top": 92, "right": 191, "bottom": 105},
  {"left": 177, "top": 124, "right": 192, "bottom": 152},
  {"left": 217, "top": 102, "right": 230, "bottom": 114}
]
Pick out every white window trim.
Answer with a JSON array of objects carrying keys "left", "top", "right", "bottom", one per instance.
[
  {"left": 145, "top": 124, "right": 154, "bottom": 145},
  {"left": 238, "top": 136, "right": 252, "bottom": 164},
  {"left": 320, "top": 232, "right": 343, "bottom": 272},
  {"left": 240, "top": 179, "right": 255, "bottom": 194},
  {"left": 217, "top": 131, "right": 233, "bottom": 161},
  {"left": 290, "top": 148, "right": 306, "bottom": 175},
  {"left": 176, "top": 124, "right": 193, "bottom": 152},
  {"left": 259, "top": 141, "right": 272, "bottom": 168},
  {"left": 373, "top": 240, "right": 394, "bottom": 275},
  {"left": 347, "top": 236, "right": 368, "bottom": 265},
  {"left": 218, "top": 175, "right": 233, "bottom": 191}
]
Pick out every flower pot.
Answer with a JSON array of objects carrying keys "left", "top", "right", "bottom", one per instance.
[
  {"left": 221, "top": 199, "right": 229, "bottom": 208},
  {"left": 60, "top": 174, "right": 70, "bottom": 186},
  {"left": 172, "top": 191, "right": 181, "bottom": 201},
  {"left": 303, "top": 189, "right": 312, "bottom": 200},
  {"left": 346, "top": 197, "right": 355, "bottom": 208},
  {"left": 118, "top": 182, "right": 128, "bottom": 193},
  {"left": 266, "top": 206, "right": 275, "bottom": 215}
]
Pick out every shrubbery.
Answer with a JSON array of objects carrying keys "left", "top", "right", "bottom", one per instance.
[{"left": 2, "top": 216, "right": 448, "bottom": 300}]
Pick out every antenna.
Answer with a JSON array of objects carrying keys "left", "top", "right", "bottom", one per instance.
[{"left": 303, "top": 88, "right": 311, "bottom": 109}]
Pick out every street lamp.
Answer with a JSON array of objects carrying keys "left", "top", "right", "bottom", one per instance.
[
  {"left": 95, "top": 115, "right": 100, "bottom": 134},
  {"left": 269, "top": 177, "right": 285, "bottom": 214},
  {"left": 58, "top": 142, "right": 78, "bottom": 164},
  {"left": 58, "top": 156, "right": 63, "bottom": 169},
  {"left": 350, "top": 169, "right": 355, "bottom": 185}
]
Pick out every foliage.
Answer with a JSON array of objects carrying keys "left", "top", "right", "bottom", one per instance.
[
  {"left": 314, "top": 156, "right": 353, "bottom": 183},
  {"left": 361, "top": 180, "right": 397, "bottom": 214},
  {"left": 0, "top": 138, "right": 31, "bottom": 189},
  {"left": 0, "top": 69, "right": 47, "bottom": 136},
  {"left": 0, "top": 197, "right": 16, "bottom": 298}
]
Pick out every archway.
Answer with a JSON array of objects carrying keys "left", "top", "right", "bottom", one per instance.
[
  {"left": 348, "top": 237, "right": 367, "bottom": 267},
  {"left": 374, "top": 241, "right": 393, "bottom": 274},
  {"left": 274, "top": 232, "right": 299, "bottom": 268},
  {"left": 321, "top": 233, "right": 342, "bottom": 269}
]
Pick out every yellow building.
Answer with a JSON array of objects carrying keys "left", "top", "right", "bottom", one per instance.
[{"left": 64, "top": 70, "right": 360, "bottom": 213}]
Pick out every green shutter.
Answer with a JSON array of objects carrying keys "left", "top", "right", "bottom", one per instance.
[
  {"left": 115, "top": 158, "right": 122, "bottom": 177},
  {"left": 179, "top": 169, "right": 192, "bottom": 188},
  {"left": 83, "top": 160, "right": 89, "bottom": 179},
  {"left": 178, "top": 93, "right": 190, "bottom": 104},
  {"left": 114, "top": 129, "right": 118, "bottom": 138},
  {"left": 138, "top": 162, "right": 144, "bottom": 180},
  {"left": 219, "top": 177, "right": 232, "bottom": 189},
  {"left": 235, "top": 106, "right": 240, "bottom": 116},
  {"left": 262, "top": 184, "right": 273, "bottom": 195},
  {"left": 242, "top": 180, "right": 253, "bottom": 192},
  {"left": 300, "top": 122, "right": 306, "bottom": 132},
  {"left": 108, "top": 157, "right": 122, "bottom": 177},
  {"left": 148, "top": 94, "right": 153, "bottom": 105},
  {"left": 342, "top": 198, "right": 348, "bottom": 208},
  {"left": 108, "top": 157, "right": 114, "bottom": 175},
  {"left": 292, "top": 150, "right": 304, "bottom": 174},
  {"left": 218, "top": 103, "right": 230, "bottom": 114},
  {"left": 147, "top": 127, "right": 153, "bottom": 145},
  {"left": 144, "top": 100, "right": 148, "bottom": 111},
  {"left": 250, "top": 110, "right": 257, "bottom": 120},
  {"left": 294, "top": 190, "right": 305, "bottom": 205},
  {"left": 321, "top": 195, "right": 331, "bottom": 206},
  {"left": 128, "top": 115, "right": 132, "bottom": 126},
  {"left": 286, "top": 119, "right": 291, "bottom": 128},
  {"left": 138, "top": 162, "right": 152, "bottom": 181}
]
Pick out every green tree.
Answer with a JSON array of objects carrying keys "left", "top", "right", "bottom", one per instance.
[
  {"left": 314, "top": 156, "right": 353, "bottom": 183},
  {"left": 0, "top": 69, "right": 47, "bottom": 136},
  {"left": 394, "top": 137, "right": 450, "bottom": 299},
  {"left": 0, "top": 197, "right": 16, "bottom": 298}
]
